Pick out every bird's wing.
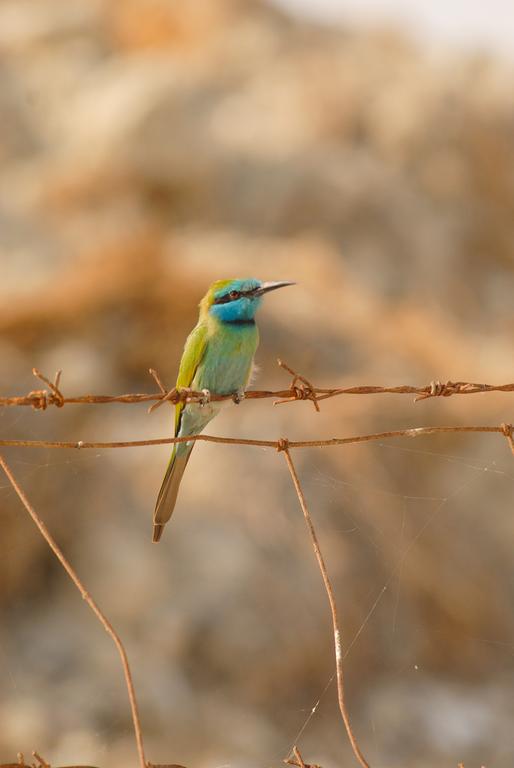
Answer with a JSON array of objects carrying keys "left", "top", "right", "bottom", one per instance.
[{"left": 174, "top": 322, "right": 208, "bottom": 435}]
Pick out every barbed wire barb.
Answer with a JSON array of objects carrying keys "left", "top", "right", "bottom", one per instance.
[
  {"left": 4, "top": 364, "right": 514, "bottom": 411},
  {"left": 31, "top": 753, "right": 50, "bottom": 768},
  {"left": 500, "top": 422, "right": 514, "bottom": 456},
  {"left": 0, "top": 755, "right": 101, "bottom": 768},
  {"left": 284, "top": 745, "right": 321, "bottom": 768},
  {"left": 275, "top": 359, "right": 321, "bottom": 411},
  {"left": 147, "top": 368, "right": 177, "bottom": 414},
  {"left": 3, "top": 367, "right": 514, "bottom": 767}
]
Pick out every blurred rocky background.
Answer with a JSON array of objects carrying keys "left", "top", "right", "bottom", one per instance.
[{"left": 1, "top": 1, "right": 514, "bottom": 766}]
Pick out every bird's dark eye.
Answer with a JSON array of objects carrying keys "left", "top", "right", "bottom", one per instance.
[{"left": 229, "top": 290, "right": 240, "bottom": 300}]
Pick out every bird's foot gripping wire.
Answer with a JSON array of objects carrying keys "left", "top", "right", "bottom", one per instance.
[
  {"left": 199, "top": 388, "right": 211, "bottom": 406},
  {"left": 232, "top": 388, "right": 245, "bottom": 405}
]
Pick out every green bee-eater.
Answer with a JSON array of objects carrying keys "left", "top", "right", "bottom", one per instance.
[{"left": 153, "top": 278, "right": 295, "bottom": 542}]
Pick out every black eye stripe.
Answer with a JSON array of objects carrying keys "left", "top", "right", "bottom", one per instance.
[
  {"left": 213, "top": 289, "right": 256, "bottom": 305},
  {"left": 213, "top": 293, "right": 236, "bottom": 305}
]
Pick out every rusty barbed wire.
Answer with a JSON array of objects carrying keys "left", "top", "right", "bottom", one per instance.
[
  {"left": 0, "top": 752, "right": 100, "bottom": 768},
  {"left": 2, "top": 365, "right": 513, "bottom": 768},
  {"left": 0, "top": 753, "right": 186, "bottom": 768},
  {"left": 1, "top": 423, "right": 513, "bottom": 454},
  {"left": 284, "top": 746, "right": 322, "bottom": 768},
  {"left": 3, "top": 363, "right": 514, "bottom": 412}
]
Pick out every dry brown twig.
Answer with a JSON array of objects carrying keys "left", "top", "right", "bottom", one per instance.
[
  {"left": 3, "top": 363, "right": 514, "bottom": 411},
  {"left": 2, "top": 363, "right": 514, "bottom": 768},
  {"left": 0, "top": 456, "right": 147, "bottom": 768}
]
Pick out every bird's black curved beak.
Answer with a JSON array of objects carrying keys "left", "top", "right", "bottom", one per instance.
[{"left": 254, "top": 281, "right": 296, "bottom": 296}]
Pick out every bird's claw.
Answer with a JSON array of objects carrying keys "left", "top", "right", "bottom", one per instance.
[
  {"left": 199, "top": 388, "right": 211, "bottom": 406},
  {"left": 232, "top": 389, "right": 245, "bottom": 405}
]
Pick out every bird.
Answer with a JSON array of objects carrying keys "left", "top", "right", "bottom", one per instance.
[{"left": 152, "top": 277, "right": 295, "bottom": 542}]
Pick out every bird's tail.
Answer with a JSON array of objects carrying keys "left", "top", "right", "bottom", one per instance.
[{"left": 153, "top": 443, "right": 194, "bottom": 543}]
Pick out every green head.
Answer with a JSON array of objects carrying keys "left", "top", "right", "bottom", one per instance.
[{"left": 201, "top": 278, "right": 295, "bottom": 324}]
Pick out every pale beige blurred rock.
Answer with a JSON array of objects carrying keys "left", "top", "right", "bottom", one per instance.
[{"left": 1, "top": 1, "right": 514, "bottom": 767}]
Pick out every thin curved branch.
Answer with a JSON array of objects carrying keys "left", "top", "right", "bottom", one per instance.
[
  {"left": 0, "top": 455, "right": 148, "bottom": 768},
  {"left": 281, "top": 444, "right": 370, "bottom": 768}
]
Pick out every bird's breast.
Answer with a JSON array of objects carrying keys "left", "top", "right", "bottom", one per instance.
[{"left": 193, "top": 324, "right": 259, "bottom": 395}]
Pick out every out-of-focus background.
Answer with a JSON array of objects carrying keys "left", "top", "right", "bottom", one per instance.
[{"left": 1, "top": 1, "right": 514, "bottom": 766}]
